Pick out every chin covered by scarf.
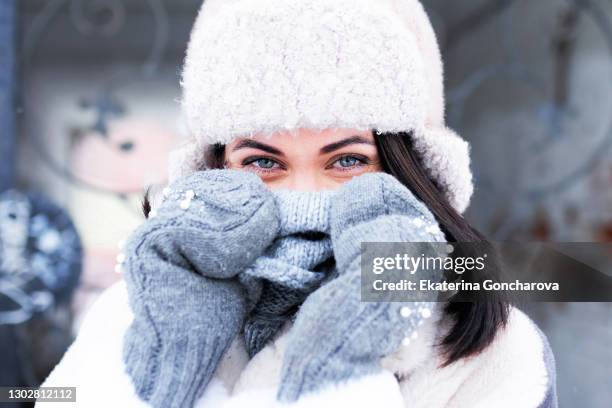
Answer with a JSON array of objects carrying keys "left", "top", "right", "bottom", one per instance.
[{"left": 241, "top": 189, "right": 338, "bottom": 358}]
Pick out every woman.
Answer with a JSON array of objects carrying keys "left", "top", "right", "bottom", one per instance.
[{"left": 39, "top": 0, "right": 557, "bottom": 407}]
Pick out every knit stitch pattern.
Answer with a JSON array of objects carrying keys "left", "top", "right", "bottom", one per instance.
[
  {"left": 121, "top": 169, "right": 279, "bottom": 408},
  {"left": 242, "top": 189, "right": 337, "bottom": 357}
]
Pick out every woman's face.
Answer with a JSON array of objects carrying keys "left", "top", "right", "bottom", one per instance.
[{"left": 224, "top": 128, "right": 382, "bottom": 190}]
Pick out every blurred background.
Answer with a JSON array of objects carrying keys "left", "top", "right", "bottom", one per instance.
[{"left": 0, "top": 0, "right": 610, "bottom": 406}]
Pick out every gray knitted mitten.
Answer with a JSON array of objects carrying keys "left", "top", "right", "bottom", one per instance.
[
  {"left": 241, "top": 189, "right": 336, "bottom": 357},
  {"left": 121, "top": 169, "right": 279, "bottom": 408},
  {"left": 277, "top": 172, "right": 447, "bottom": 402}
]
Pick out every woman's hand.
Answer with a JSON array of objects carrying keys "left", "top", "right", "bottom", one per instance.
[
  {"left": 277, "top": 172, "right": 447, "bottom": 402},
  {"left": 130, "top": 169, "right": 280, "bottom": 279},
  {"left": 121, "top": 169, "right": 280, "bottom": 408}
]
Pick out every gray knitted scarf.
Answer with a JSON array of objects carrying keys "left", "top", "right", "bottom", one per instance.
[{"left": 240, "top": 189, "right": 337, "bottom": 357}]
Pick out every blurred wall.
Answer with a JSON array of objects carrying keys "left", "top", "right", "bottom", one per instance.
[
  {"left": 16, "top": 1, "right": 195, "bottom": 326},
  {"left": 425, "top": 0, "right": 612, "bottom": 406}
]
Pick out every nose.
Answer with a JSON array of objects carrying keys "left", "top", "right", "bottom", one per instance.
[
  {"left": 270, "top": 172, "right": 334, "bottom": 192},
  {"left": 284, "top": 173, "right": 322, "bottom": 191}
]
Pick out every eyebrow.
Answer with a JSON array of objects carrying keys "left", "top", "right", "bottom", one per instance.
[
  {"left": 320, "top": 135, "right": 375, "bottom": 154},
  {"left": 231, "top": 139, "right": 285, "bottom": 156}
]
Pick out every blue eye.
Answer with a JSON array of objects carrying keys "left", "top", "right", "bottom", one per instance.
[
  {"left": 242, "top": 156, "right": 281, "bottom": 173},
  {"left": 338, "top": 156, "right": 359, "bottom": 167},
  {"left": 336, "top": 155, "right": 361, "bottom": 168},
  {"left": 253, "top": 158, "right": 276, "bottom": 169}
]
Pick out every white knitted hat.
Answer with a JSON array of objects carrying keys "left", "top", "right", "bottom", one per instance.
[{"left": 172, "top": 0, "right": 474, "bottom": 213}]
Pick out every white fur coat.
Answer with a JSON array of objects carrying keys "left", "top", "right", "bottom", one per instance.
[{"left": 37, "top": 280, "right": 556, "bottom": 407}]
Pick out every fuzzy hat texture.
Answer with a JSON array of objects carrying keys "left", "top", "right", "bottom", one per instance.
[{"left": 171, "top": 0, "right": 474, "bottom": 213}]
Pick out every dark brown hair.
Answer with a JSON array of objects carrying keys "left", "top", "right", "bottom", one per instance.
[
  {"left": 142, "top": 130, "right": 509, "bottom": 367},
  {"left": 374, "top": 131, "right": 509, "bottom": 366}
]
